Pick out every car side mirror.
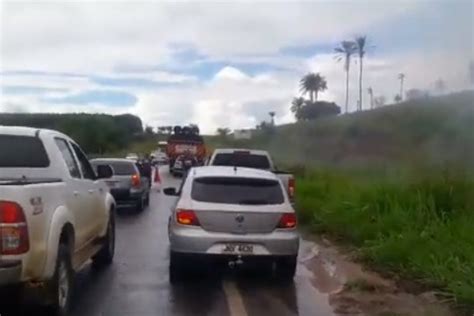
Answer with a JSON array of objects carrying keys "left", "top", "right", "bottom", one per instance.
[
  {"left": 97, "top": 164, "right": 113, "bottom": 179},
  {"left": 163, "top": 187, "right": 178, "bottom": 196}
]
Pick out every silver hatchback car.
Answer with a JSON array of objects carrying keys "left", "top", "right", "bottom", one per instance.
[{"left": 164, "top": 166, "right": 299, "bottom": 283}]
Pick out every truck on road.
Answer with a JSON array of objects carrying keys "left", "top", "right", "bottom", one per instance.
[
  {"left": 166, "top": 126, "right": 206, "bottom": 175},
  {"left": 207, "top": 148, "right": 295, "bottom": 202},
  {"left": 0, "top": 126, "right": 116, "bottom": 315}
]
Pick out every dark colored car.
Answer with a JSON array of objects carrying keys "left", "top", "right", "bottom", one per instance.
[{"left": 91, "top": 158, "right": 150, "bottom": 211}]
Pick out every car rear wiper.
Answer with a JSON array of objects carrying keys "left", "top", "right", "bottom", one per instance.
[{"left": 238, "top": 199, "right": 268, "bottom": 205}]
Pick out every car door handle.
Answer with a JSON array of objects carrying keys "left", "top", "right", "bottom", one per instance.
[
  {"left": 88, "top": 189, "right": 95, "bottom": 194},
  {"left": 73, "top": 191, "right": 80, "bottom": 196}
]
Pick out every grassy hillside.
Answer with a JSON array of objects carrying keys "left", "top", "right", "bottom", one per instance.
[
  {"left": 208, "top": 91, "right": 474, "bottom": 170},
  {"left": 207, "top": 91, "right": 474, "bottom": 309}
]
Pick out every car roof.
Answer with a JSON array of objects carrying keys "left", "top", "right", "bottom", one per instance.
[
  {"left": 191, "top": 166, "right": 277, "bottom": 180},
  {"left": 212, "top": 148, "right": 269, "bottom": 156},
  {"left": 0, "top": 125, "right": 70, "bottom": 139},
  {"left": 91, "top": 158, "right": 137, "bottom": 164}
]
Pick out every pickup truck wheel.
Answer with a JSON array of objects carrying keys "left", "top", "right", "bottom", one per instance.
[
  {"left": 274, "top": 256, "right": 297, "bottom": 284},
  {"left": 47, "top": 244, "right": 73, "bottom": 316},
  {"left": 92, "top": 215, "right": 115, "bottom": 268}
]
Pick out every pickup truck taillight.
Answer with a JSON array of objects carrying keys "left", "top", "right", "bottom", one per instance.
[
  {"left": 288, "top": 178, "right": 296, "bottom": 200},
  {"left": 176, "top": 209, "right": 200, "bottom": 226},
  {"left": 0, "top": 201, "right": 30, "bottom": 255},
  {"left": 131, "top": 174, "right": 141, "bottom": 188},
  {"left": 277, "top": 213, "right": 297, "bottom": 229}
]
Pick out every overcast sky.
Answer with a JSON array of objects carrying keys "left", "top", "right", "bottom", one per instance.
[{"left": 0, "top": 0, "right": 473, "bottom": 134}]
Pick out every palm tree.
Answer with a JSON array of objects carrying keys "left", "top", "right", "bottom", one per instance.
[
  {"left": 291, "top": 97, "right": 305, "bottom": 121},
  {"left": 299, "top": 73, "right": 327, "bottom": 102},
  {"left": 367, "top": 87, "right": 374, "bottom": 109},
  {"left": 398, "top": 73, "right": 405, "bottom": 101},
  {"left": 355, "top": 36, "right": 367, "bottom": 111},
  {"left": 268, "top": 111, "right": 276, "bottom": 126},
  {"left": 335, "top": 40, "right": 357, "bottom": 113}
]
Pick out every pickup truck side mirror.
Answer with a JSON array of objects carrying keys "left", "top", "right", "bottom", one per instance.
[
  {"left": 97, "top": 165, "right": 113, "bottom": 179},
  {"left": 163, "top": 187, "right": 178, "bottom": 196}
]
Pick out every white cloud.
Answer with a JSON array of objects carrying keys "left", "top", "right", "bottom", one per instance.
[
  {"left": 214, "top": 66, "right": 250, "bottom": 81},
  {"left": 0, "top": 1, "right": 472, "bottom": 134}
]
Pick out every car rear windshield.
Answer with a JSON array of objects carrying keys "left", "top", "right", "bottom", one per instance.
[
  {"left": 212, "top": 153, "right": 271, "bottom": 169},
  {"left": 191, "top": 177, "right": 284, "bottom": 205},
  {"left": 92, "top": 161, "right": 136, "bottom": 175},
  {"left": 0, "top": 135, "right": 50, "bottom": 168}
]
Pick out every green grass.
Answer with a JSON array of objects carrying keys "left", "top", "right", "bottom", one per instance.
[{"left": 296, "top": 168, "right": 474, "bottom": 308}]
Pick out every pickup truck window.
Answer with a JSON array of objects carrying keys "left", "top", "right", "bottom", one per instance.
[
  {"left": 55, "top": 138, "right": 81, "bottom": 178},
  {"left": 71, "top": 143, "right": 96, "bottom": 180},
  {"left": 212, "top": 153, "right": 271, "bottom": 170},
  {"left": 92, "top": 161, "right": 136, "bottom": 176},
  {"left": 191, "top": 177, "right": 284, "bottom": 205},
  {"left": 0, "top": 135, "right": 50, "bottom": 167}
]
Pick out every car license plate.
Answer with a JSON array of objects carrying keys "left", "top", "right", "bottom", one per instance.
[
  {"left": 106, "top": 181, "right": 117, "bottom": 188},
  {"left": 222, "top": 244, "right": 254, "bottom": 254}
]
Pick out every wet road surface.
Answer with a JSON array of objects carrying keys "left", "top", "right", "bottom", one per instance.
[{"left": 3, "top": 167, "right": 339, "bottom": 316}]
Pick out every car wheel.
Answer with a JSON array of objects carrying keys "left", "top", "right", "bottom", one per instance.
[
  {"left": 169, "top": 251, "right": 186, "bottom": 284},
  {"left": 92, "top": 214, "right": 115, "bottom": 268},
  {"left": 136, "top": 197, "right": 144, "bottom": 212},
  {"left": 274, "top": 256, "right": 297, "bottom": 284},
  {"left": 144, "top": 193, "right": 150, "bottom": 207},
  {"left": 47, "top": 244, "right": 73, "bottom": 316}
]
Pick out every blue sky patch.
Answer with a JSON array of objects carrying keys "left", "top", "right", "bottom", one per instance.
[
  {"left": 42, "top": 90, "right": 137, "bottom": 107},
  {"left": 2, "top": 85, "right": 69, "bottom": 95}
]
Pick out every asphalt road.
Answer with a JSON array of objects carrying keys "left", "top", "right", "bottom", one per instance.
[{"left": 6, "top": 167, "right": 338, "bottom": 316}]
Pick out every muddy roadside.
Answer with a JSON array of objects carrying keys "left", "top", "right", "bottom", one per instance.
[{"left": 298, "top": 232, "right": 464, "bottom": 316}]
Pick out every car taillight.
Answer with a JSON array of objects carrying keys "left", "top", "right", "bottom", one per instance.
[
  {"left": 288, "top": 178, "right": 296, "bottom": 200},
  {"left": 176, "top": 209, "right": 200, "bottom": 226},
  {"left": 0, "top": 201, "right": 29, "bottom": 255},
  {"left": 277, "top": 213, "right": 297, "bottom": 229},
  {"left": 131, "top": 174, "right": 141, "bottom": 187}
]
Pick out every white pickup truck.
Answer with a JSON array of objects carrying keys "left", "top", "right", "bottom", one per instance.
[
  {"left": 207, "top": 149, "right": 295, "bottom": 202},
  {"left": 0, "top": 126, "right": 116, "bottom": 315}
]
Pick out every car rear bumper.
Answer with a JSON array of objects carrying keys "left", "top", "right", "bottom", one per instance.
[
  {"left": 110, "top": 188, "right": 143, "bottom": 203},
  {"left": 0, "top": 260, "right": 22, "bottom": 286},
  {"left": 169, "top": 226, "right": 299, "bottom": 256}
]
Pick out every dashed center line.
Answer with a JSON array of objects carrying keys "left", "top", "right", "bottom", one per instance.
[{"left": 222, "top": 280, "right": 248, "bottom": 316}]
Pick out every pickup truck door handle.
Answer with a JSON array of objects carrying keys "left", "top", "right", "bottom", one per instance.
[
  {"left": 73, "top": 191, "right": 80, "bottom": 196},
  {"left": 88, "top": 189, "right": 95, "bottom": 194}
]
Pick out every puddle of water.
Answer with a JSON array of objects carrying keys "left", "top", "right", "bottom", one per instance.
[{"left": 297, "top": 237, "right": 455, "bottom": 316}]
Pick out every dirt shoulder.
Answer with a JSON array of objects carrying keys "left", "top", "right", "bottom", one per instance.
[{"left": 299, "top": 234, "right": 458, "bottom": 316}]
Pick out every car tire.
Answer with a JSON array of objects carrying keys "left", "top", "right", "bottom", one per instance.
[
  {"left": 92, "top": 214, "right": 115, "bottom": 268},
  {"left": 275, "top": 256, "right": 297, "bottom": 284},
  {"left": 136, "top": 197, "right": 144, "bottom": 212},
  {"left": 144, "top": 193, "right": 150, "bottom": 207},
  {"left": 169, "top": 251, "right": 186, "bottom": 284},
  {"left": 46, "top": 244, "right": 74, "bottom": 316}
]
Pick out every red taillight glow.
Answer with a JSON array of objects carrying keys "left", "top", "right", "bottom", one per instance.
[
  {"left": 277, "top": 213, "right": 297, "bottom": 229},
  {"left": 131, "top": 174, "right": 141, "bottom": 187},
  {"left": 288, "top": 178, "right": 296, "bottom": 200},
  {"left": 176, "top": 209, "right": 200, "bottom": 226},
  {"left": 0, "top": 201, "right": 29, "bottom": 255}
]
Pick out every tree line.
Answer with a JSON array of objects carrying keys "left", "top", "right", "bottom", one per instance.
[{"left": 0, "top": 113, "right": 143, "bottom": 154}]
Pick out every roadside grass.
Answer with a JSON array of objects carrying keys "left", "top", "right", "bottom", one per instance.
[{"left": 296, "top": 168, "right": 474, "bottom": 308}]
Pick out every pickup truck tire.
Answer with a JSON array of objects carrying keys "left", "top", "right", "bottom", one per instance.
[
  {"left": 92, "top": 214, "right": 115, "bottom": 268},
  {"left": 275, "top": 255, "right": 297, "bottom": 284},
  {"left": 47, "top": 244, "right": 73, "bottom": 316}
]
